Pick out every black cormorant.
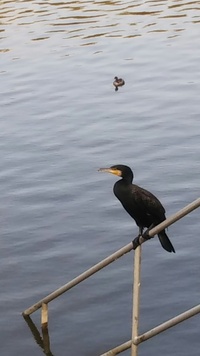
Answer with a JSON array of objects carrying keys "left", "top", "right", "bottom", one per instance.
[
  {"left": 113, "top": 77, "right": 125, "bottom": 91},
  {"left": 98, "top": 164, "right": 175, "bottom": 253}
]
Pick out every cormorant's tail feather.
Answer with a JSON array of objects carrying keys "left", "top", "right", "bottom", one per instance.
[{"left": 158, "top": 231, "right": 175, "bottom": 253}]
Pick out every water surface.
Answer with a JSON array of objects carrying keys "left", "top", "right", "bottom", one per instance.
[{"left": 1, "top": 1, "right": 200, "bottom": 355}]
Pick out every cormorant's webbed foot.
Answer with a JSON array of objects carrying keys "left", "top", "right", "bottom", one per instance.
[
  {"left": 132, "top": 235, "right": 141, "bottom": 250},
  {"left": 132, "top": 225, "right": 154, "bottom": 249},
  {"left": 142, "top": 224, "right": 154, "bottom": 240},
  {"left": 142, "top": 231, "right": 150, "bottom": 241}
]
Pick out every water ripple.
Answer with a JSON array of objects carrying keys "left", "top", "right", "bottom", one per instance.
[{"left": 0, "top": 0, "right": 200, "bottom": 52}]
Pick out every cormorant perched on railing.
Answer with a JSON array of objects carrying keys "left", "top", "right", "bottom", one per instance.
[{"left": 98, "top": 164, "right": 175, "bottom": 253}]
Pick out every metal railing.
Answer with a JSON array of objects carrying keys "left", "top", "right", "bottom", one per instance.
[{"left": 22, "top": 198, "right": 200, "bottom": 355}]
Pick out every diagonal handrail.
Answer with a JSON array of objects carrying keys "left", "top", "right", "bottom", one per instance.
[
  {"left": 22, "top": 198, "right": 200, "bottom": 317},
  {"left": 100, "top": 304, "right": 200, "bottom": 355}
]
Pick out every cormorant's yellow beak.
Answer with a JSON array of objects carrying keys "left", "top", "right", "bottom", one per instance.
[{"left": 98, "top": 168, "right": 122, "bottom": 177}]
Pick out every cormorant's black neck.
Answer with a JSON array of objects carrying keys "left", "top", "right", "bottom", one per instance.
[{"left": 121, "top": 171, "right": 133, "bottom": 184}]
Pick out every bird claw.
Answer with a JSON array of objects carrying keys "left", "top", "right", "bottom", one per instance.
[
  {"left": 142, "top": 224, "right": 154, "bottom": 240},
  {"left": 132, "top": 235, "right": 141, "bottom": 250},
  {"left": 132, "top": 225, "right": 154, "bottom": 249},
  {"left": 142, "top": 230, "right": 151, "bottom": 240}
]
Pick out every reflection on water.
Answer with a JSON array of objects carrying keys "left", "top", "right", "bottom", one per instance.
[
  {"left": 23, "top": 315, "right": 54, "bottom": 356},
  {"left": 0, "top": 0, "right": 200, "bottom": 50}
]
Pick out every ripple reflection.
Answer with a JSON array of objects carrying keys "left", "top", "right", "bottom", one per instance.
[{"left": 0, "top": 0, "right": 200, "bottom": 52}]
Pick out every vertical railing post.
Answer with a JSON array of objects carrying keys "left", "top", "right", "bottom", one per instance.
[
  {"left": 41, "top": 303, "right": 48, "bottom": 329},
  {"left": 131, "top": 244, "right": 142, "bottom": 356}
]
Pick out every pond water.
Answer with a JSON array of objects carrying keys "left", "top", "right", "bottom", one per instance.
[{"left": 1, "top": 1, "right": 200, "bottom": 355}]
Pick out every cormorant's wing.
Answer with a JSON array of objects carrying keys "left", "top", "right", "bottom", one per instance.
[{"left": 132, "top": 185, "right": 166, "bottom": 221}]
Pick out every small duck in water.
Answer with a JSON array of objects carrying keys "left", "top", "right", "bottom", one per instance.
[{"left": 113, "top": 76, "right": 125, "bottom": 91}]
